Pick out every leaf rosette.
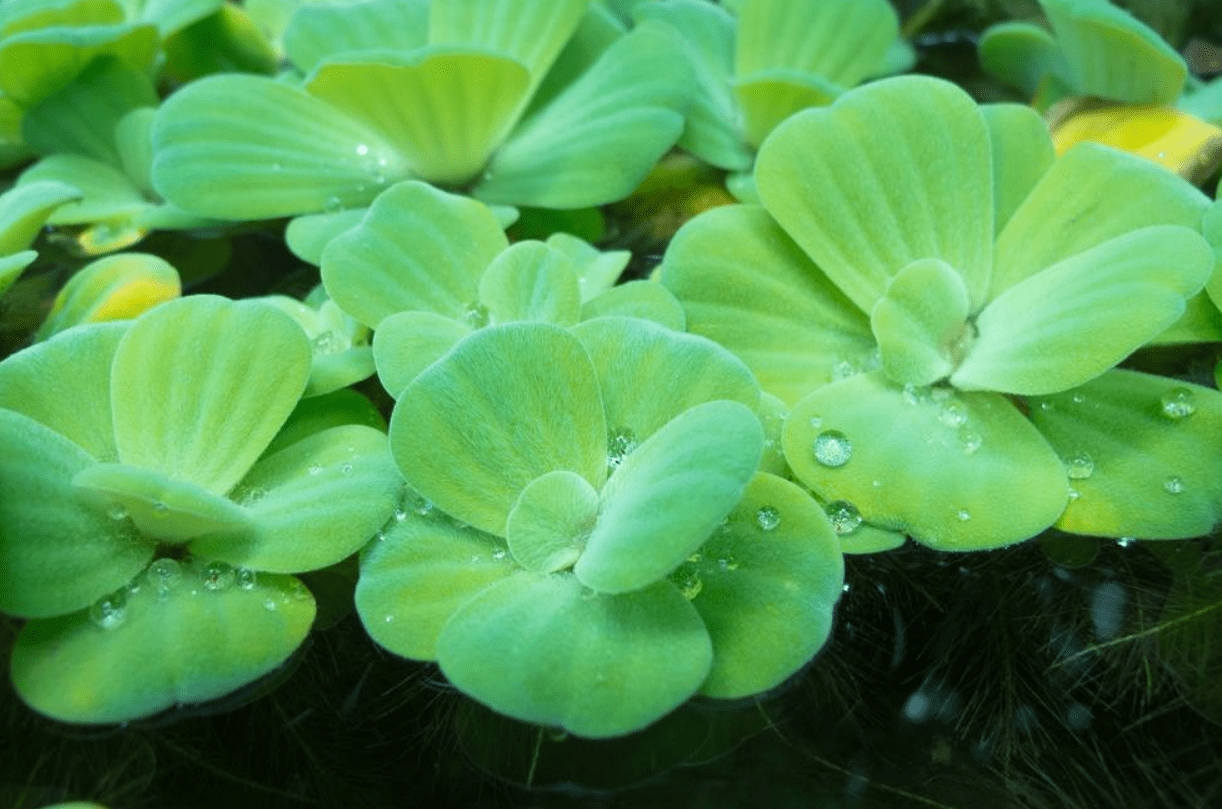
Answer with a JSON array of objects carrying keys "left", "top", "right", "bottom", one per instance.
[
  {"left": 356, "top": 319, "right": 844, "bottom": 737},
  {"left": 0, "top": 294, "right": 402, "bottom": 723},
  {"left": 661, "top": 75, "right": 1222, "bottom": 551}
]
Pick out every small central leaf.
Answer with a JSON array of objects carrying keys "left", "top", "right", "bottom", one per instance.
[
  {"left": 871, "top": 258, "right": 971, "bottom": 387},
  {"left": 507, "top": 471, "right": 599, "bottom": 573}
]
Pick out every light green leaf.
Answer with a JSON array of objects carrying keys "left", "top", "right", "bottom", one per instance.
[
  {"left": 305, "top": 346, "right": 375, "bottom": 398},
  {"left": 575, "top": 401, "right": 763, "bottom": 594},
  {"left": 0, "top": 179, "right": 82, "bottom": 254},
  {"left": 321, "top": 180, "right": 507, "bottom": 328},
  {"left": 546, "top": 231, "right": 628, "bottom": 302},
  {"left": 992, "top": 143, "right": 1209, "bottom": 297},
  {"left": 11, "top": 562, "right": 314, "bottom": 724},
  {"left": 190, "top": 425, "right": 400, "bottom": 572},
  {"left": 20, "top": 55, "right": 156, "bottom": 165},
  {"left": 0, "top": 23, "right": 158, "bottom": 107},
  {"left": 109, "top": 296, "right": 311, "bottom": 495},
  {"left": 1202, "top": 199, "right": 1222, "bottom": 314},
  {"left": 735, "top": 0, "right": 898, "bottom": 89},
  {"left": 0, "top": 250, "right": 36, "bottom": 297},
  {"left": 571, "top": 316, "right": 760, "bottom": 443},
  {"left": 428, "top": 0, "right": 586, "bottom": 100},
  {"left": 284, "top": 208, "right": 364, "bottom": 265},
  {"left": 978, "top": 21, "right": 1061, "bottom": 98},
  {"left": 1152, "top": 291, "right": 1222, "bottom": 345},
  {"left": 733, "top": 71, "right": 839, "bottom": 151},
  {"left": 981, "top": 103, "right": 1056, "bottom": 235},
  {"left": 1028, "top": 370, "right": 1222, "bottom": 539},
  {"left": 0, "top": 409, "right": 155, "bottom": 618},
  {"left": 756, "top": 76, "right": 993, "bottom": 314},
  {"left": 1042, "top": 0, "right": 1185, "bottom": 105},
  {"left": 356, "top": 516, "right": 516, "bottom": 660},
  {"left": 160, "top": 2, "right": 279, "bottom": 82},
  {"left": 36, "top": 251, "right": 180, "bottom": 340},
  {"left": 954, "top": 226, "right": 1212, "bottom": 395},
  {"left": 261, "top": 388, "right": 386, "bottom": 459},
  {"left": 476, "top": 23, "right": 689, "bottom": 209},
  {"left": 687, "top": 472, "right": 842, "bottom": 698},
  {"left": 372, "top": 310, "right": 471, "bottom": 398},
  {"left": 19, "top": 154, "right": 147, "bottom": 223},
  {"left": 113, "top": 106, "right": 155, "bottom": 195},
  {"left": 507, "top": 471, "right": 599, "bottom": 573},
  {"left": 390, "top": 323, "right": 606, "bottom": 536},
  {"left": 527, "top": 1, "right": 625, "bottom": 115},
  {"left": 0, "top": 1, "right": 125, "bottom": 36},
  {"left": 305, "top": 49, "right": 531, "bottom": 185},
  {"left": 283, "top": 0, "right": 429, "bottom": 72},
  {"left": 437, "top": 572, "right": 712, "bottom": 738},
  {"left": 871, "top": 258, "right": 970, "bottom": 387},
  {"left": 660, "top": 204, "right": 874, "bottom": 407},
  {"left": 0, "top": 321, "right": 125, "bottom": 461},
  {"left": 127, "top": 0, "right": 225, "bottom": 37},
  {"left": 580, "top": 280, "right": 685, "bottom": 330},
  {"left": 73, "top": 462, "right": 253, "bottom": 543},
  {"left": 782, "top": 372, "right": 1068, "bottom": 551},
  {"left": 478, "top": 240, "right": 581, "bottom": 325},
  {"left": 151, "top": 74, "right": 409, "bottom": 220}
]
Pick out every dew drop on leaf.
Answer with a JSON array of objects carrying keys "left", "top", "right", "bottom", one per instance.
[
  {"left": 106, "top": 503, "right": 128, "bottom": 520},
  {"left": 1067, "top": 486, "right": 1081, "bottom": 501},
  {"left": 1159, "top": 387, "right": 1196, "bottom": 419},
  {"left": 1064, "top": 451, "right": 1095, "bottom": 480},
  {"left": 147, "top": 558, "right": 182, "bottom": 596},
  {"left": 812, "top": 430, "right": 852, "bottom": 467},
  {"left": 340, "top": 462, "right": 353, "bottom": 475},
  {"left": 263, "top": 598, "right": 278, "bottom": 611},
  {"left": 311, "top": 330, "right": 340, "bottom": 355},
  {"left": 89, "top": 589, "right": 128, "bottom": 629},
  {"left": 235, "top": 567, "right": 257, "bottom": 590},
  {"left": 959, "top": 427, "right": 982, "bottom": 455},
  {"left": 606, "top": 427, "right": 638, "bottom": 472},
  {"left": 938, "top": 400, "right": 966, "bottom": 428},
  {"left": 718, "top": 555, "right": 739, "bottom": 571},
  {"left": 462, "top": 301, "right": 489, "bottom": 328},
  {"left": 755, "top": 505, "right": 780, "bottom": 531},
  {"left": 673, "top": 567, "right": 702, "bottom": 600},
  {"left": 202, "top": 561, "right": 235, "bottom": 592},
  {"left": 1163, "top": 475, "right": 1186, "bottom": 494},
  {"left": 308, "top": 463, "right": 322, "bottom": 475},
  {"left": 955, "top": 509, "right": 971, "bottom": 522},
  {"left": 1116, "top": 537, "right": 1135, "bottom": 548},
  {"left": 825, "top": 501, "right": 862, "bottom": 535}
]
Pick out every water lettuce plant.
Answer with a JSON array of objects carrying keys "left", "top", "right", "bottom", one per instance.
[
  {"left": 661, "top": 74, "right": 1222, "bottom": 551},
  {"left": 356, "top": 317, "right": 843, "bottom": 737},
  {"left": 0, "top": 294, "right": 401, "bottom": 722},
  {"left": 149, "top": 0, "right": 694, "bottom": 226},
  {"left": 0, "top": 178, "right": 81, "bottom": 296}
]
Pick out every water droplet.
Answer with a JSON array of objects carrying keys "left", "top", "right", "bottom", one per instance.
[
  {"left": 686, "top": 552, "right": 703, "bottom": 564},
  {"left": 263, "top": 598, "right": 278, "bottom": 611},
  {"left": 902, "top": 384, "right": 929, "bottom": 406},
  {"left": 147, "top": 558, "right": 182, "bottom": 596},
  {"left": 1159, "top": 387, "right": 1196, "bottom": 420},
  {"left": 955, "top": 509, "right": 971, "bottom": 522},
  {"left": 872, "top": 479, "right": 883, "bottom": 488},
  {"left": 492, "top": 548, "right": 507, "bottom": 561},
  {"left": 393, "top": 507, "right": 408, "bottom": 523},
  {"left": 755, "top": 505, "right": 780, "bottom": 531},
  {"left": 340, "top": 462, "right": 353, "bottom": 475},
  {"left": 311, "top": 330, "right": 340, "bottom": 355},
  {"left": 383, "top": 614, "right": 394, "bottom": 623},
  {"left": 1163, "top": 475, "right": 1186, "bottom": 494},
  {"left": 812, "top": 430, "right": 852, "bottom": 467},
  {"left": 323, "top": 195, "right": 343, "bottom": 213},
  {"left": 355, "top": 143, "right": 369, "bottom": 156},
  {"left": 673, "top": 567, "right": 702, "bottom": 600},
  {"left": 89, "top": 589, "right": 128, "bottom": 629},
  {"left": 152, "top": 500, "right": 168, "bottom": 515},
  {"left": 808, "top": 416, "right": 824, "bottom": 431},
  {"left": 842, "top": 583, "right": 852, "bottom": 593},
  {"left": 1067, "top": 486, "right": 1081, "bottom": 501},
  {"left": 606, "top": 427, "right": 638, "bottom": 472},
  {"left": 825, "top": 501, "right": 862, "bottom": 535},
  {"left": 959, "top": 427, "right": 982, "bottom": 455},
  {"left": 830, "top": 359, "right": 856, "bottom": 380},
  {"left": 107, "top": 503, "right": 128, "bottom": 520},
  {"left": 235, "top": 567, "right": 257, "bottom": 590},
  {"left": 1116, "top": 537, "right": 1135, "bottom": 548},
  {"left": 1064, "top": 451, "right": 1095, "bottom": 480},
  {"left": 462, "top": 301, "right": 489, "bottom": 328},
  {"left": 938, "top": 400, "right": 966, "bottom": 428},
  {"left": 375, "top": 531, "right": 386, "bottom": 542},
  {"left": 242, "top": 487, "right": 267, "bottom": 505},
  {"left": 308, "top": 463, "right": 322, "bottom": 475},
  {"left": 1070, "top": 392, "right": 1085, "bottom": 404},
  {"left": 717, "top": 556, "right": 739, "bottom": 571},
  {"left": 202, "top": 561, "right": 235, "bottom": 592},
  {"left": 1038, "top": 401, "right": 1054, "bottom": 412}
]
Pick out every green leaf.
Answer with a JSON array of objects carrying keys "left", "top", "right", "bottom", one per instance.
[
  {"left": 981, "top": 103, "right": 1056, "bottom": 235},
  {"left": 733, "top": 71, "right": 839, "bottom": 151},
  {"left": 390, "top": 323, "right": 606, "bottom": 536},
  {"left": 20, "top": 55, "right": 156, "bottom": 165},
  {"left": 0, "top": 250, "right": 36, "bottom": 297},
  {"left": 735, "top": 0, "right": 898, "bottom": 89},
  {"left": 260, "top": 388, "right": 386, "bottom": 459},
  {"left": 1041, "top": 0, "right": 1185, "bottom": 105},
  {"left": 305, "top": 49, "right": 531, "bottom": 186},
  {"left": 580, "top": 280, "right": 685, "bottom": 330},
  {"left": 109, "top": 296, "right": 312, "bottom": 495},
  {"left": 782, "top": 372, "right": 1068, "bottom": 551},
  {"left": 190, "top": 425, "right": 401, "bottom": 572},
  {"left": 476, "top": 23, "right": 689, "bottom": 209},
  {"left": 571, "top": 316, "right": 760, "bottom": 444},
  {"left": 1201, "top": 199, "right": 1222, "bottom": 314},
  {"left": 427, "top": 0, "right": 586, "bottom": 99},
  {"left": 687, "top": 473, "right": 843, "bottom": 698},
  {"left": 0, "top": 23, "right": 158, "bottom": 107},
  {"left": 20, "top": 153, "right": 148, "bottom": 223},
  {"left": 0, "top": 178, "right": 82, "bottom": 254},
  {"left": 660, "top": 204, "right": 874, "bottom": 407},
  {"left": 437, "top": 572, "right": 712, "bottom": 738},
  {"left": 36, "top": 251, "right": 180, "bottom": 339},
  {"left": 954, "top": 226, "right": 1212, "bottom": 395},
  {"left": 11, "top": 562, "right": 314, "bottom": 724},
  {"left": 372, "top": 311, "right": 471, "bottom": 398},
  {"left": 73, "top": 462, "right": 253, "bottom": 543},
  {"left": 756, "top": 75, "right": 993, "bottom": 314},
  {"left": 575, "top": 401, "right": 763, "bottom": 594},
  {"left": 161, "top": 2, "right": 279, "bottom": 82},
  {"left": 284, "top": 209, "right": 364, "bottom": 265},
  {"left": 151, "top": 73, "right": 410, "bottom": 220},
  {"left": 113, "top": 106, "right": 155, "bottom": 195},
  {"left": 507, "top": 471, "right": 600, "bottom": 573},
  {"left": 283, "top": 0, "right": 428, "bottom": 73},
  {"left": 0, "top": 321, "right": 125, "bottom": 462},
  {"left": 127, "top": 0, "right": 225, "bottom": 37},
  {"left": 871, "top": 258, "right": 970, "bottom": 387},
  {"left": 546, "top": 231, "right": 628, "bottom": 302},
  {"left": 992, "top": 143, "right": 1209, "bottom": 297},
  {"left": 478, "top": 240, "right": 581, "bottom": 325},
  {"left": 321, "top": 180, "right": 507, "bottom": 328},
  {"left": 0, "top": 409, "right": 155, "bottom": 618},
  {"left": 978, "top": 21, "right": 1061, "bottom": 99},
  {"left": 357, "top": 516, "right": 517, "bottom": 660},
  {"left": 1028, "top": 370, "right": 1222, "bottom": 539}
]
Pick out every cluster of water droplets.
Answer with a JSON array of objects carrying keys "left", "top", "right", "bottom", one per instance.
[
  {"left": 606, "top": 427, "right": 638, "bottom": 475},
  {"left": 88, "top": 558, "right": 264, "bottom": 630}
]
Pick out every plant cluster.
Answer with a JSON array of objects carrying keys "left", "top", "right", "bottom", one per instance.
[{"left": 1, "top": 0, "right": 1221, "bottom": 771}]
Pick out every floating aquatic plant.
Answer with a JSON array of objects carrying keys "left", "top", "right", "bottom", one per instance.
[{"left": 662, "top": 74, "right": 1222, "bottom": 551}]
